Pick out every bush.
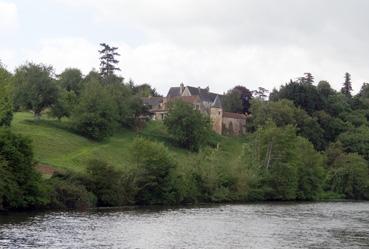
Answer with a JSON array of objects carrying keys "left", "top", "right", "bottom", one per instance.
[
  {"left": 86, "top": 160, "right": 135, "bottom": 206},
  {"left": 130, "top": 137, "right": 176, "bottom": 205},
  {"left": 48, "top": 178, "right": 96, "bottom": 209},
  {"left": 326, "top": 153, "right": 369, "bottom": 199},
  {"left": 338, "top": 126, "right": 369, "bottom": 161},
  {"left": 73, "top": 79, "right": 118, "bottom": 141},
  {"left": 246, "top": 123, "right": 324, "bottom": 200},
  {"left": 0, "top": 129, "right": 48, "bottom": 209},
  {"left": 49, "top": 89, "right": 77, "bottom": 120},
  {"left": 164, "top": 100, "right": 212, "bottom": 152},
  {"left": 248, "top": 99, "right": 325, "bottom": 150},
  {"left": 0, "top": 67, "right": 13, "bottom": 127}
]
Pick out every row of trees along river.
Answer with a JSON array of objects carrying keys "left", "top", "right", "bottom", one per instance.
[{"left": 0, "top": 44, "right": 368, "bottom": 211}]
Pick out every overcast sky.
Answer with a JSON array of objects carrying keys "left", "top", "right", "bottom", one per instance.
[{"left": 1, "top": 0, "right": 368, "bottom": 94}]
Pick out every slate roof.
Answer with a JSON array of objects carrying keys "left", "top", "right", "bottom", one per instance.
[
  {"left": 166, "top": 87, "right": 181, "bottom": 97},
  {"left": 186, "top": 86, "right": 220, "bottom": 103},
  {"left": 142, "top": 97, "right": 163, "bottom": 107},
  {"left": 211, "top": 95, "right": 222, "bottom": 108},
  {"left": 169, "top": 96, "right": 199, "bottom": 104}
]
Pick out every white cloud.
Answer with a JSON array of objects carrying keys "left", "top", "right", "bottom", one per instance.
[
  {"left": 51, "top": 0, "right": 369, "bottom": 93},
  {"left": 4, "top": 1, "right": 369, "bottom": 94},
  {"left": 0, "top": 1, "right": 18, "bottom": 32},
  {"left": 24, "top": 38, "right": 99, "bottom": 74},
  {"left": 19, "top": 36, "right": 365, "bottom": 96}
]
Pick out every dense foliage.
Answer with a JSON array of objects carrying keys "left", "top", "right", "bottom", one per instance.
[
  {"left": 13, "top": 63, "right": 58, "bottom": 119},
  {"left": 72, "top": 79, "right": 118, "bottom": 140},
  {"left": 0, "top": 129, "right": 48, "bottom": 210},
  {"left": 0, "top": 66, "right": 13, "bottom": 126},
  {"left": 164, "top": 100, "right": 212, "bottom": 151},
  {"left": 1, "top": 56, "right": 369, "bottom": 210}
]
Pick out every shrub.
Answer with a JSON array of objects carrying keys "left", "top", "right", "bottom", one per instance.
[
  {"left": 338, "top": 126, "right": 369, "bottom": 160},
  {"left": 130, "top": 137, "right": 176, "bottom": 205},
  {"left": 72, "top": 79, "right": 118, "bottom": 141},
  {"left": 246, "top": 122, "right": 325, "bottom": 200},
  {"left": 0, "top": 129, "right": 49, "bottom": 209},
  {"left": 86, "top": 160, "right": 134, "bottom": 206},
  {"left": 326, "top": 153, "right": 369, "bottom": 199},
  {"left": 0, "top": 67, "right": 13, "bottom": 127},
  {"left": 164, "top": 100, "right": 212, "bottom": 152},
  {"left": 48, "top": 178, "right": 96, "bottom": 209}
]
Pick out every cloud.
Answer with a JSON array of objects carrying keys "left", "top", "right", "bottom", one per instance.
[
  {"left": 51, "top": 0, "right": 369, "bottom": 92},
  {"left": 0, "top": 1, "right": 18, "bottom": 32},
  {"left": 4, "top": 1, "right": 369, "bottom": 94},
  {"left": 24, "top": 38, "right": 99, "bottom": 74}
]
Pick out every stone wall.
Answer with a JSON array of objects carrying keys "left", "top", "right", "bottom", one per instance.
[
  {"left": 210, "top": 107, "right": 223, "bottom": 134},
  {"left": 222, "top": 117, "right": 246, "bottom": 135}
]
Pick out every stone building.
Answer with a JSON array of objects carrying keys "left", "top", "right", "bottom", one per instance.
[{"left": 143, "top": 83, "right": 247, "bottom": 135}]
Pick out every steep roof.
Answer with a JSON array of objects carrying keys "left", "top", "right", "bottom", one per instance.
[
  {"left": 186, "top": 86, "right": 220, "bottom": 103},
  {"left": 166, "top": 87, "right": 181, "bottom": 97},
  {"left": 223, "top": 112, "right": 247, "bottom": 120},
  {"left": 168, "top": 96, "right": 199, "bottom": 104},
  {"left": 211, "top": 95, "right": 222, "bottom": 108},
  {"left": 142, "top": 97, "right": 163, "bottom": 106}
]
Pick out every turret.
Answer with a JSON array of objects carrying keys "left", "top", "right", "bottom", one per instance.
[
  {"left": 180, "top": 83, "right": 184, "bottom": 95},
  {"left": 210, "top": 95, "right": 223, "bottom": 135}
]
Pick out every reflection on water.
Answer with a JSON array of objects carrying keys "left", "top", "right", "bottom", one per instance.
[{"left": 0, "top": 202, "right": 368, "bottom": 249}]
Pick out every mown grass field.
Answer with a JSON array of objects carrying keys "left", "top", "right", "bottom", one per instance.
[{"left": 11, "top": 112, "right": 246, "bottom": 172}]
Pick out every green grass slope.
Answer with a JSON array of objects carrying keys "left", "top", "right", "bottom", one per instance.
[{"left": 11, "top": 112, "right": 246, "bottom": 172}]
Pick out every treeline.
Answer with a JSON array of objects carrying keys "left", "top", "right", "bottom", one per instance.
[{"left": 1, "top": 48, "right": 369, "bottom": 209}]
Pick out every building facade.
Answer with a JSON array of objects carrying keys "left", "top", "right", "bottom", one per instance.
[{"left": 143, "top": 83, "right": 247, "bottom": 135}]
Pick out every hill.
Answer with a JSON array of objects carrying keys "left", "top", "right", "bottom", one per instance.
[{"left": 11, "top": 112, "right": 246, "bottom": 173}]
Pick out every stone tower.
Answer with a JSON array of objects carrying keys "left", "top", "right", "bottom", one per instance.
[{"left": 210, "top": 95, "right": 223, "bottom": 135}]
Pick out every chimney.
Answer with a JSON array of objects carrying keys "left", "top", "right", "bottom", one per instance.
[
  {"left": 198, "top": 86, "right": 201, "bottom": 94},
  {"left": 205, "top": 86, "right": 209, "bottom": 92},
  {"left": 180, "top": 83, "right": 184, "bottom": 95}
]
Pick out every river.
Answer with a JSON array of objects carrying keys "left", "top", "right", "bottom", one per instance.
[{"left": 0, "top": 202, "right": 368, "bottom": 249}]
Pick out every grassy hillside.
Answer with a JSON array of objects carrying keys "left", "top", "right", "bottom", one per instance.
[{"left": 11, "top": 112, "right": 246, "bottom": 172}]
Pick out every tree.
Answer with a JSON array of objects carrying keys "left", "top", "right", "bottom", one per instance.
[
  {"left": 13, "top": 63, "right": 58, "bottom": 120},
  {"left": 0, "top": 66, "right": 13, "bottom": 127},
  {"left": 248, "top": 99, "right": 325, "bottom": 150},
  {"left": 0, "top": 129, "right": 48, "bottom": 209},
  {"left": 223, "top": 86, "right": 252, "bottom": 114},
  {"left": 234, "top": 85, "right": 252, "bottom": 114},
  {"left": 132, "top": 83, "right": 161, "bottom": 97},
  {"left": 49, "top": 89, "right": 77, "bottom": 120},
  {"left": 107, "top": 83, "right": 147, "bottom": 128},
  {"left": 130, "top": 138, "right": 176, "bottom": 205},
  {"left": 99, "top": 43, "right": 121, "bottom": 80},
  {"left": 164, "top": 100, "right": 212, "bottom": 152},
  {"left": 325, "top": 148, "right": 369, "bottom": 200},
  {"left": 353, "top": 83, "right": 369, "bottom": 109},
  {"left": 341, "top": 72, "right": 353, "bottom": 97},
  {"left": 338, "top": 125, "right": 369, "bottom": 160},
  {"left": 252, "top": 87, "right": 269, "bottom": 100},
  {"left": 249, "top": 123, "right": 324, "bottom": 200},
  {"left": 86, "top": 160, "right": 129, "bottom": 206},
  {"left": 270, "top": 77, "right": 322, "bottom": 114},
  {"left": 302, "top": 72, "right": 314, "bottom": 84},
  {"left": 222, "top": 89, "right": 243, "bottom": 113},
  {"left": 72, "top": 79, "right": 118, "bottom": 141},
  {"left": 312, "top": 111, "right": 349, "bottom": 144},
  {"left": 58, "top": 68, "right": 83, "bottom": 95}
]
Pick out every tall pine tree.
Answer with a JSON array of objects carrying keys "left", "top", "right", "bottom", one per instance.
[
  {"left": 99, "top": 43, "right": 121, "bottom": 80},
  {"left": 303, "top": 73, "right": 314, "bottom": 85},
  {"left": 341, "top": 72, "right": 352, "bottom": 97}
]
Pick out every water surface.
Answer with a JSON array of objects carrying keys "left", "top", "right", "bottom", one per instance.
[{"left": 0, "top": 202, "right": 368, "bottom": 248}]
